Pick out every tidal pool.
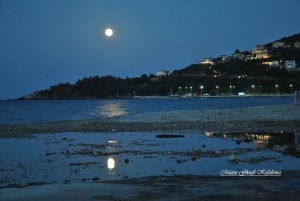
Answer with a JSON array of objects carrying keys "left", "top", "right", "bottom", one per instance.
[{"left": 0, "top": 131, "right": 299, "bottom": 188}]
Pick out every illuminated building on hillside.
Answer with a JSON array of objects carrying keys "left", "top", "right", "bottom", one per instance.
[{"left": 252, "top": 45, "right": 269, "bottom": 59}]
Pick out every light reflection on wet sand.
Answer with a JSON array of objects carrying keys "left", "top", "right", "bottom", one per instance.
[{"left": 0, "top": 131, "right": 299, "bottom": 188}]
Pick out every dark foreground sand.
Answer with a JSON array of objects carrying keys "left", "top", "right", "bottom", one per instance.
[{"left": 1, "top": 171, "right": 300, "bottom": 201}]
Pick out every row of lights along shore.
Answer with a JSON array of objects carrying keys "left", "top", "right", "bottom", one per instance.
[{"left": 177, "top": 84, "right": 294, "bottom": 95}]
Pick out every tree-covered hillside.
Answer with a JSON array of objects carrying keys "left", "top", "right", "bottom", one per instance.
[{"left": 20, "top": 33, "right": 300, "bottom": 99}]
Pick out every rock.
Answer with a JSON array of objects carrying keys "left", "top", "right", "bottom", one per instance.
[
  {"left": 92, "top": 177, "right": 100, "bottom": 181},
  {"left": 176, "top": 160, "right": 182, "bottom": 164},
  {"left": 191, "top": 156, "right": 197, "bottom": 161},
  {"left": 274, "top": 145, "right": 285, "bottom": 152},
  {"left": 229, "top": 153, "right": 236, "bottom": 161},
  {"left": 274, "top": 159, "right": 283, "bottom": 163}
]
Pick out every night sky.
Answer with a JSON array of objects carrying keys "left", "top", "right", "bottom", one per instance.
[{"left": 1, "top": 0, "right": 300, "bottom": 99}]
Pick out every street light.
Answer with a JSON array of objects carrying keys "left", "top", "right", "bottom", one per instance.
[
  {"left": 290, "top": 84, "right": 293, "bottom": 94},
  {"left": 190, "top": 86, "right": 193, "bottom": 95},
  {"left": 251, "top": 85, "right": 255, "bottom": 94},
  {"left": 216, "top": 86, "right": 219, "bottom": 95},
  {"left": 229, "top": 85, "right": 232, "bottom": 95},
  {"left": 200, "top": 85, "right": 204, "bottom": 96}
]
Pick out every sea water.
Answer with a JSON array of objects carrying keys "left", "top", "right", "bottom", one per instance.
[{"left": 0, "top": 96, "right": 293, "bottom": 124}]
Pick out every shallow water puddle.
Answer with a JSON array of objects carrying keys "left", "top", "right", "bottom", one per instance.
[{"left": 0, "top": 131, "right": 299, "bottom": 188}]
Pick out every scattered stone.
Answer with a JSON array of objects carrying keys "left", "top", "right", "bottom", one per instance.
[
  {"left": 26, "top": 182, "right": 46, "bottom": 186},
  {"left": 92, "top": 177, "right": 100, "bottom": 181},
  {"left": 228, "top": 153, "right": 236, "bottom": 161},
  {"left": 176, "top": 160, "right": 182, "bottom": 164},
  {"left": 70, "top": 161, "right": 98, "bottom": 166},
  {"left": 191, "top": 156, "right": 197, "bottom": 161},
  {"left": 274, "top": 145, "right": 286, "bottom": 152},
  {"left": 45, "top": 152, "right": 55, "bottom": 156},
  {"left": 64, "top": 179, "right": 70, "bottom": 184},
  {"left": 156, "top": 134, "right": 185, "bottom": 138}
]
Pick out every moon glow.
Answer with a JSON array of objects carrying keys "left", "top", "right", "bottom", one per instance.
[{"left": 105, "top": 28, "right": 113, "bottom": 37}]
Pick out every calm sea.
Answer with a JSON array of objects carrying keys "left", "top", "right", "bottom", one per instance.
[{"left": 0, "top": 97, "right": 293, "bottom": 124}]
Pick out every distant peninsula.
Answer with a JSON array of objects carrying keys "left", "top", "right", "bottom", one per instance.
[{"left": 20, "top": 33, "right": 300, "bottom": 100}]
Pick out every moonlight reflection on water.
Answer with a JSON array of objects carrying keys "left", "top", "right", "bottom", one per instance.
[
  {"left": 107, "top": 157, "right": 115, "bottom": 170},
  {"left": 98, "top": 102, "right": 129, "bottom": 117}
]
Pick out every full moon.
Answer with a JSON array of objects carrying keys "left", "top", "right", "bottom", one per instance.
[{"left": 105, "top": 28, "right": 113, "bottom": 37}]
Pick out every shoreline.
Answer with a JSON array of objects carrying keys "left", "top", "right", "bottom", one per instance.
[
  {"left": 1, "top": 171, "right": 300, "bottom": 201},
  {"left": 2, "top": 93, "right": 293, "bottom": 101},
  {"left": 0, "top": 104, "right": 299, "bottom": 138}
]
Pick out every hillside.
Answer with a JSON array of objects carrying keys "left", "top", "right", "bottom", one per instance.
[
  {"left": 20, "top": 33, "right": 300, "bottom": 99},
  {"left": 277, "top": 33, "right": 300, "bottom": 45}
]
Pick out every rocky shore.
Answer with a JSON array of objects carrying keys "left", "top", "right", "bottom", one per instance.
[{"left": 0, "top": 104, "right": 299, "bottom": 138}]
